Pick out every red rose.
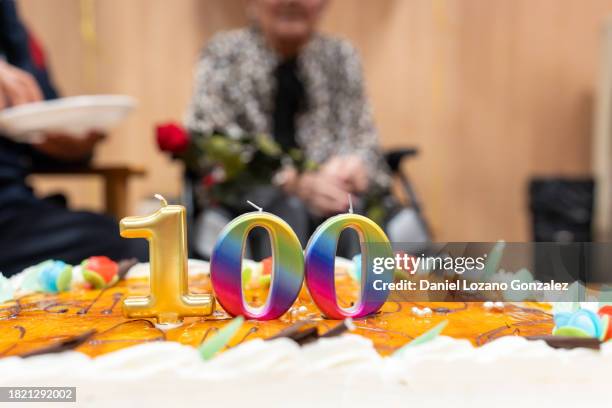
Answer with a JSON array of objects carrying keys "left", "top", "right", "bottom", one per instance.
[
  {"left": 202, "top": 174, "right": 216, "bottom": 187},
  {"left": 156, "top": 122, "right": 190, "bottom": 153}
]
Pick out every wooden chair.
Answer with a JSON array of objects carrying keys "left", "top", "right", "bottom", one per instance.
[{"left": 32, "top": 165, "right": 146, "bottom": 219}]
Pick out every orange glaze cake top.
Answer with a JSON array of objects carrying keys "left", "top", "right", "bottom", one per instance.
[{"left": 0, "top": 262, "right": 554, "bottom": 358}]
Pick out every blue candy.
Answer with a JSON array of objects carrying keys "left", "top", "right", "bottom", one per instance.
[
  {"left": 553, "top": 309, "right": 603, "bottom": 339},
  {"left": 37, "top": 260, "right": 70, "bottom": 293}
]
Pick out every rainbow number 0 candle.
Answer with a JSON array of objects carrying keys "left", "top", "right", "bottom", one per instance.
[
  {"left": 210, "top": 209, "right": 304, "bottom": 320},
  {"left": 305, "top": 212, "right": 394, "bottom": 319}
]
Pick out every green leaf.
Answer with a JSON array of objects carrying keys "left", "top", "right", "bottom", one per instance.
[
  {"left": 255, "top": 134, "right": 282, "bottom": 157},
  {"left": 199, "top": 316, "right": 244, "bottom": 361},
  {"left": 394, "top": 320, "right": 448, "bottom": 356}
]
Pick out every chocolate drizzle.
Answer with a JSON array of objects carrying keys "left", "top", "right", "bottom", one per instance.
[
  {"left": 267, "top": 318, "right": 355, "bottom": 346},
  {"left": 115, "top": 258, "right": 139, "bottom": 283},
  {"left": 527, "top": 336, "right": 601, "bottom": 350},
  {"left": 376, "top": 301, "right": 402, "bottom": 315},
  {"left": 20, "top": 330, "right": 97, "bottom": 358},
  {"left": 320, "top": 318, "right": 355, "bottom": 338},
  {"left": 77, "top": 289, "right": 107, "bottom": 315},
  {"left": 230, "top": 326, "right": 259, "bottom": 348},
  {"left": 199, "top": 327, "right": 219, "bottom": 345},
  {"left": 101, "top": 293, "right": 123, "bottom": 315},
  {"left": 43, "top": 302, "right": 72, "bottom": 314},
  {"left": 0, "top": 299, "right": 22, "bottom": 320},
  {"left": 267, "top": 320, "right": 319, "bottom": 345},
  {"left": 88, "top": 319, "right": 166, "bottom": 345}
]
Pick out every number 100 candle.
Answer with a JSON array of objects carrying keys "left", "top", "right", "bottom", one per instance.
[
  {"left": 305, "top": 212, "right": 394, "bottom": 319},
  {"left": 120, "top": 195, "right": 215, "bottom": 324},
  {"left": 210, "top": 210, "right": 304, "bottom": 320}
]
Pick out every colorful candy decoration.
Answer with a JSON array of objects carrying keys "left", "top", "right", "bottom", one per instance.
[
  {"left": 483, "top": 301, "right": 505, "bottom": 311},
  {"left": 241, "top": 258, "right": 272, "bottom": 290},
  {"left": 211, "top": 211, "right": 304, "bottom": 320},
  {"left": 304, "top": 213, "right": 394, "bottom": 319},
  {"left": 81, "top": 256, "right": 119, "bottom": 289},
  {"left": 394, "top": 320, "right": 449, "bottom": 355},
  {"left": 36, "top": 260, "right": 72, "bottom": 293},
  {"left": 553, "top": 309, "right": 608, "bottom": 340},
  {"left": 598, "top": 305, "right": 612, "bottom": 341},
  {"left": 0, "top": 274, "right": 14, "bottom": 303},
  {"left": 199, "top": 316, "right": 244, "bottom": 360}
]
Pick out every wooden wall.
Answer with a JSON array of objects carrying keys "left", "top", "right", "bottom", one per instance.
[{"left": 18, "top": 0, "right": 611, "bottom": 241}]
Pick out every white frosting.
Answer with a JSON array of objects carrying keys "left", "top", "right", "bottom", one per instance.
[
  {"left": 3, "top": 260, "right": 609, "bottom": 405},
  {"left": 0, "top": 335, "right": 609, "bottom": 406}
]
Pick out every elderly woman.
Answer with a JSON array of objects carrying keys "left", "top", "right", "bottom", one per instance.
[{"left": 186, "top": 0, "right": 391, "bottom": 257}]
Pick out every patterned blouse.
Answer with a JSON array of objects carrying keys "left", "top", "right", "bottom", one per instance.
[{"left": 185, "top": 27, "right": 390, "bottom": 189}]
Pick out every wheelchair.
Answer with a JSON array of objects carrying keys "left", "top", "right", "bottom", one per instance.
[{"left": 182, "top": 147, "right": 431, "bottom": 260}]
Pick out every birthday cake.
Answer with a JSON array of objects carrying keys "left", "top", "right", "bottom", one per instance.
[{"left": 0, "top": 256, "right": 610, "bottom": 407}]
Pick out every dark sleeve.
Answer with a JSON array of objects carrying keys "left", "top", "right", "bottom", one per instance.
[
  {"left": 0, "top": 1, "right": 83, "bottom": 169},
  {"left": 0, "top": 0, "right": 58, "bottom": 100}
]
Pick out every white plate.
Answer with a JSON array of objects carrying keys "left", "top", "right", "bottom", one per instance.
[{"left": 0, "top": 95, "right": 136, "bottom": 143}]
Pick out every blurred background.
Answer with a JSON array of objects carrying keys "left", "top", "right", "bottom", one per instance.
[{"left": 17, "top": 0, "right": 612, "bottom": 242}]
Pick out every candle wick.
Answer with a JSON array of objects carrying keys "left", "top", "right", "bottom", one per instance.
[
  {"left": 154, "top": 193, "right": 168, "bottom": 207},
  {"left": 348, "top": 194, "right": 354, "bottom": 214},
  {"left": 246, "top": 200, "right": 263, "bottom": 212}
]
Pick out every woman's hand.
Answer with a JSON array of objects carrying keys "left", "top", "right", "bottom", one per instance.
[
  {"left": 32, "top": 132, "right": 106, "bottom": 162},
  {"left": 320, "top": 154, "right": 369, "bottom": 193},
  {"left": 294, "top": 171, "right": 350, "bottom": 216},
  {"left": 0, "top": 60, "right": 43, "bottom": 109}
]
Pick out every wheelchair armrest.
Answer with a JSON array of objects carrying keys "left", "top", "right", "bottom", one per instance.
[{"left": 384, "top": 148, "right": 419, "bottom": 173}]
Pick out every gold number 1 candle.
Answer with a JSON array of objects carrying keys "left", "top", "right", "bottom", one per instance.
[{"left": 120, "top": 195, "right": 214, "bottom": 324}]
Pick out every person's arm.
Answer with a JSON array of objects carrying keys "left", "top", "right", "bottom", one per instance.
[
  {"left": 0, "top": 0, "right": 101, "bottom": 167},
  {"left": 0, "top": 59, "right": 41, "bottom": 108},
  {"left": 0, "top": 0, "right": 57, "bottom": 101},
  {"left": 0, "top": 61, "right": 101, "bottom": 167}
]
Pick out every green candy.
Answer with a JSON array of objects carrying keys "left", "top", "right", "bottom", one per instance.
[
  {"left": 553, "top": 326, "right": 591, "bottom": 338},
  {"left": 82, "top": 269, "right": 106, "bottom": 289},
  {"left": 259, "top": 274, "right": 271, "bottom": 286},
  {"left": 56, "top": 265, "right": 73, "bottom": 292},
  {"left": 199, "top": 316, "right": 244, "bottom": 361},
  {"left": 242, "top": 267, "right": 252, "bottom": 289}
]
